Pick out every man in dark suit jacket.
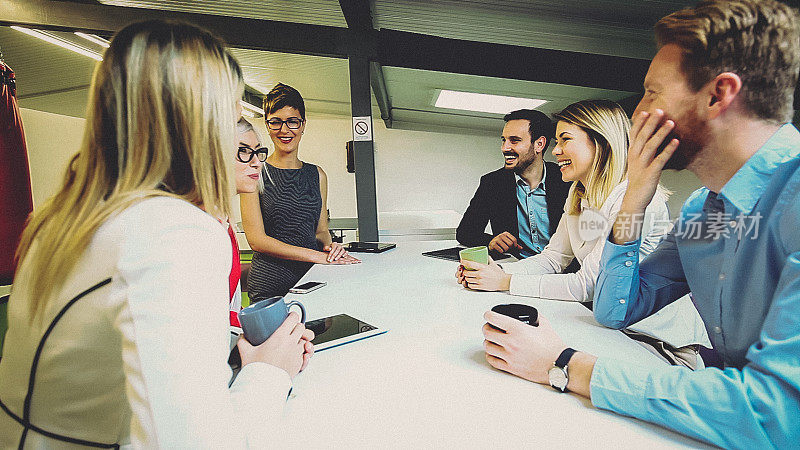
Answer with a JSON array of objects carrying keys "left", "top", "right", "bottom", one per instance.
[{"left": 457, "top": 109, "right": 572, "bottom": 257}]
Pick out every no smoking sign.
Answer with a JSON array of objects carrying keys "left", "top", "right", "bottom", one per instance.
[{"left": 352, "top": 116, "right": 373, "bottom": 142}]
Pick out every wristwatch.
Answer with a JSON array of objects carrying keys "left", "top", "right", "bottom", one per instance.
[{"left": 548, "top": 347, "right": 577, "bottom": 392}]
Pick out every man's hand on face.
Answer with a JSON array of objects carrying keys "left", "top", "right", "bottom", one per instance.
[
  {"left": 611, "top": 109, "right": 680, "bottom": 244},
  {"left": 623, "top": 109, "right": 680, "bottom": 211},
  {"left": 489, "top": 231, "right": 523, "bottom": 253}
]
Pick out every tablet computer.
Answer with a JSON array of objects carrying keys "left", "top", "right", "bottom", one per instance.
[
  {"left": 345, "top": 241, "right": 396, "bottom": 253},
  {"left": 421, "top": 246, "right": 516, "bottom": 263},
  {"left": 306, "top": 314, "right": 387, "bottom": 351}
]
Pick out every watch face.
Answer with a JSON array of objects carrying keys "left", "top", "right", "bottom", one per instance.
[{"left": 548, "top": 366, "right": 568, "bottom": 391}]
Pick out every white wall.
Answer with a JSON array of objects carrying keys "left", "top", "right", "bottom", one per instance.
[
  {"left": 240, "top": 113, "right": 703, "bottom": 222},
  {"left": 20, "top": 108, "right": 701, "bottom": 224},
  {"left": 297, "top": 113, "right": 502, "bottom": 219},
  {"left": 19, "top": 108, "right": 86, "bottom": 209}
]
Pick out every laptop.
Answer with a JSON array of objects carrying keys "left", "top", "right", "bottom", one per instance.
[
  {"left": 422, "top": 246, "right": 511, "bottom": 262},
  {"left": 345, "top": 241, "right": 397, "bottom": 253}
]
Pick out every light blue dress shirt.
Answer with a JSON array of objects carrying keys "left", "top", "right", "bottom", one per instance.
[
  {"left": 591, "top": 124, "right": 800, "bottom": 448},
  {"left": 515, "top": 165, "right": 550, "bottom": 257}
]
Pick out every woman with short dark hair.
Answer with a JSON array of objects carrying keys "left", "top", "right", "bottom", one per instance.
[{"left": 241, "top": 83, "right": 359, "bottom": 302}]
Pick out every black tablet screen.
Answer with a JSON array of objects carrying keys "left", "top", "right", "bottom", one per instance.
[{"left": 307, "top": 314, "right": 377, "bottom": 345}]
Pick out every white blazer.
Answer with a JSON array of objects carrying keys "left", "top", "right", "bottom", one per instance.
[
  {"left": 0, "top": 197, "right": 290, "bottom": 448},
  {"left": 502, "top": 180, "right": 709, "bottom": 348}
]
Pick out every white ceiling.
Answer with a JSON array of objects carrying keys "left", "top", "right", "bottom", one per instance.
[
  {"left": 0, "top": 27, "right": 96, "bottom": 117},
  {"left": 99, "top": 0, "right": 348, "bottom": 27},
  {"left": 384, "top": 67, "right": 631, "bottom": 132},
  {"left": 1, "top": 0, "right": 681, "bottom": 130},
  {"left": 231, "top": 48, "right": 353, "bottom": 116},
  {"left": 373, "top": 0, "right": 694, "bottom": 59}
]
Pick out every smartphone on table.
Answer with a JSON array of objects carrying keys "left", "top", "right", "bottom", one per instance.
[{"left": 289, "top": 281, "right": 326, "bottom": 294}]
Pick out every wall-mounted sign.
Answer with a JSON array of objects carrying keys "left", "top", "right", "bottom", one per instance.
[{"left": 352, "top": 116, "right": 372, "bottom": 142}]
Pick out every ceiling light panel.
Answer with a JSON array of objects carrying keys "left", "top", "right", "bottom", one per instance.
[
  {"left": 10, "top": 27, "right": 103, "bottom": 61},
  {"left": 74, "top": 32, "right": 111, "bottom": 48},
  {"left": 435, "top": 90, "right": 547, "bottom": 115}
]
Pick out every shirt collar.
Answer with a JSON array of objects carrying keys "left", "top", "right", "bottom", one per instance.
[
  {"left": 719, "top": 123, "right": 800, "bottom": 214},
  {"left": 514, "top": 161, "right": 547, "bottom": 192}
]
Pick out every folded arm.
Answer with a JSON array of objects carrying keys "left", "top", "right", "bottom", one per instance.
[
  {"left": 593, "top": 229, "right": 690, "bottom": 328},
  {"left": 240, "top": 192, "right": 327, "bottom": 264},
  {"left": 503, "top": 217, "right": 579, "bottom": 298}
]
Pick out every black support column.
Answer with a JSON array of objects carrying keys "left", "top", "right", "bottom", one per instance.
[{"left": 348, "top": 56, "right": 379, "bottom": 241}]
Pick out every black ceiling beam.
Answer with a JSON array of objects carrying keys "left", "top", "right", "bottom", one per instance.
[
  {"left": 339, "top": 0, "right": 393, "bottom": 128},
  {"left": 378, "top": 29, "right": 649, "bottom": 93},
  {"left": 338, "top": 0, "right": 374, "bottom": 31},
  {"left": 370, "top": 62, "right": 392, "bottom": 128},
  {"left": 0, "top": 0, "right": 351, "bottom": 58}
]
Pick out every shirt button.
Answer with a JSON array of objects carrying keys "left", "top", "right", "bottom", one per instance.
[
  {"left": 713, "top": 326, "right": 722, "bottom": 334},
  {"left": 719, "top": 273, "right": 726, "bottom": 280},
  {"left": 626, "top": 251, "right": 635, "bottom": 257},
  {"left": 624, "top": 261, "right": 633, "bottom": 267},
  {"left": 619, "top": 299, "right": 626, "bottom": 304}
]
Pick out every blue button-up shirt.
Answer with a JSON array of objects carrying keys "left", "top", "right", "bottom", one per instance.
[
  {"left": 591, "top": 124, "right": 800, "bottom": 448},
  {"left": 515, "top": 165, "right": 550, "bottom": 257}
]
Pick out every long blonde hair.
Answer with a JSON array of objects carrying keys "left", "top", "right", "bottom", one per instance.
[
  {"left": 554, "top": 100, "right": 631, "bottom": 215},
  {"left": 14, "top": 20, "right": 243, "bottom": 320}
]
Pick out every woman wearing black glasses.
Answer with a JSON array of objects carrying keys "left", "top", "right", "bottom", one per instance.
[
  {"left": 240, "top": 83, "right": 359, "bottom": 303},
  {"left": 228, "top": 118, "right": 267, "bottom": 326}
]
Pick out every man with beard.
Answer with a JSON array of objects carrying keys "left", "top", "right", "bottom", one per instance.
[
  {"left": 456, "top": 109, "right": 571, "bottom": 258},
  {"left": 479, "top": 0, "right": 800, "bottom": 447}
]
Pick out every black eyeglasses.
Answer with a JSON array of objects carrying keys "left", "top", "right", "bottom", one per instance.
[
  {"left": 266, "top": 117, "right": 304, "bottom": 130},
  {"left": 237, "top": 147, "right": 268, "bottom": 163}
]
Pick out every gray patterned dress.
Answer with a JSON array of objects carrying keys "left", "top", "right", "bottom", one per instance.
[{"left": 246, "top": 162, "right": 321, "bottom": 301}]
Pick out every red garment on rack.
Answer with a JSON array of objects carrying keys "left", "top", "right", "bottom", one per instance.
[{"left": 0, "top": 63, "right": 34, "bottom": 284}]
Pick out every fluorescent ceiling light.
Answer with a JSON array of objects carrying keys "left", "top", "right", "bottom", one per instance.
[
  {"left": 435, "top": 89, "right": 547, "bottom": 115},
  {"left": 74, "top": 32, "right": 111, "bottom": 48},
  {"left": 11, "top": 26, "right": 103, "bottom": 61},
  {"left": 240, "top": 100, "right": 264, "bottom": 116}
]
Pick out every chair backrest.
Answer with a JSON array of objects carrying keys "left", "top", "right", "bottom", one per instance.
[{"left": 0, "top": 294, "right": 8, "bottom": 359}]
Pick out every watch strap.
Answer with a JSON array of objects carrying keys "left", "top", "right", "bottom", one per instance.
[{"left": 554, "top": 347, "right": 577, "bottom": 369}]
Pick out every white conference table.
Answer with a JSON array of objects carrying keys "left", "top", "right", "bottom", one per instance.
[{"left": 277, "top": 241, "right": 707, "bottom": 448}]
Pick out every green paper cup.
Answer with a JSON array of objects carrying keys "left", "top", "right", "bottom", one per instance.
[{"left": 459, "top": 246, "right": 489, "bottom": 269}]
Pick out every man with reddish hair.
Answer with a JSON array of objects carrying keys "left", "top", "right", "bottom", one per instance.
[{"left": 480, "top": 1, "right": 800, "bottom": 446}]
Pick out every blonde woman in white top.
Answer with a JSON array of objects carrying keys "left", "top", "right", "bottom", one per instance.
[
  {"left": 457, "top": 100, "right": 707, "bottom": 355},
  {"left": 0, "top": 20, "right": 310, "bottom": 448}
]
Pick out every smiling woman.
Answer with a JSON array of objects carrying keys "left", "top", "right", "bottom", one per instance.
[
  {"left": 457, "top": 99, "right": 707, "bottom": 367},
  {"left": 240, "top": 83, "right": 359, "bottom": 302}
]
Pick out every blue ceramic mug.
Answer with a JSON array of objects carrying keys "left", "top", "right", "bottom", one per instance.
[{"left": 238, "top": 296, "right": 306, "bottom": 346}]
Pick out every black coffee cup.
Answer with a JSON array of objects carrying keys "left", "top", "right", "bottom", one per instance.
[{"left": 490, "top": 303, "right": 539, "bottom": 331}]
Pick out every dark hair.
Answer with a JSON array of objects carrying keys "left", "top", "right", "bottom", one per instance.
[
  {"left": 503, "top": 109, "right": 554, "bottom": 149},
  {"left": 654, "top": 0, "right": 800, "bottom": 123},
  {"left": 263, "top": 82, "right": 305, "bottom": 119}
]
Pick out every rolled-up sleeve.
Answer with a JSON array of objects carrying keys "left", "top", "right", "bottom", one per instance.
[{"left": 594, "top": 230, "right": 690, "bottom": 329}]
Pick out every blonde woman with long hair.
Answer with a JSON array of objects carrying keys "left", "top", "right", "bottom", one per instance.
[
  {"left": 0, "top": 21, "right": 309, "bottom": 448},
  {"left": 458, "top": 100, "right": 707, "bottom": 364}
]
